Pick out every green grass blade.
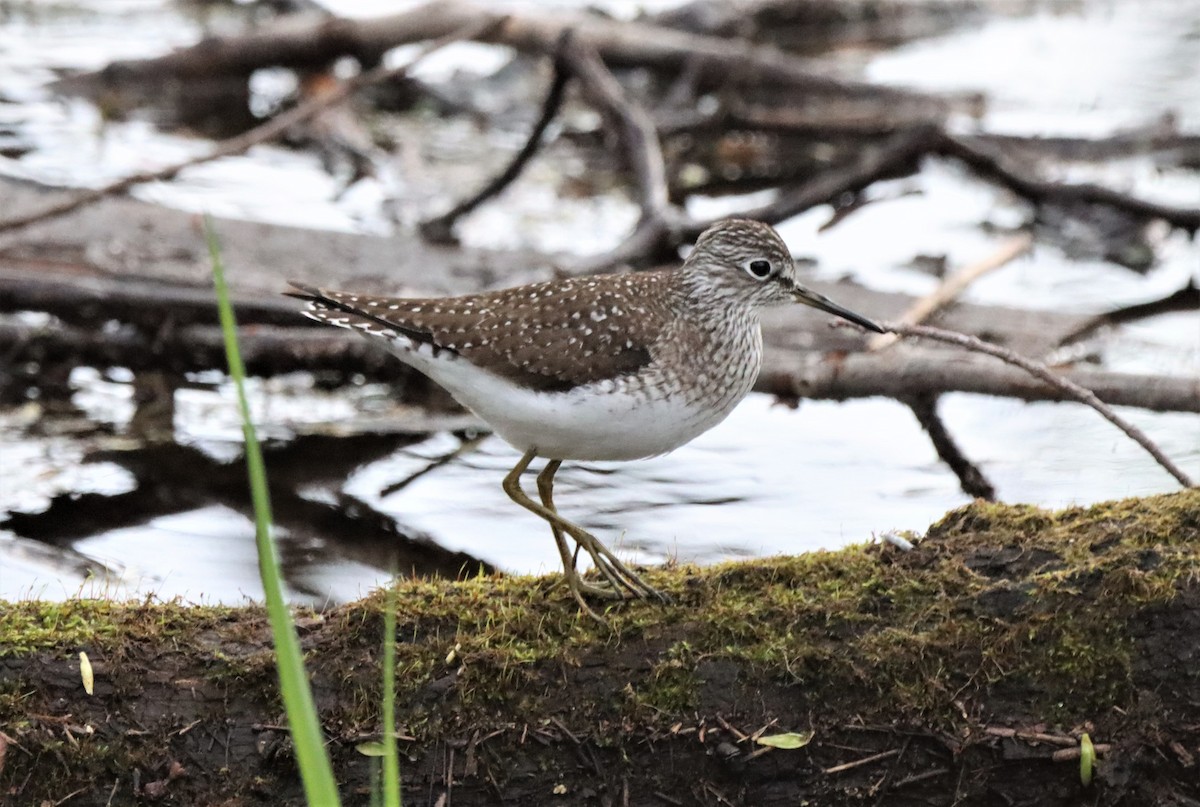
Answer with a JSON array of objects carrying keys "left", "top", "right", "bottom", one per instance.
[
  {"left": 206, "top": 216, "right": 342, "bottom": 806},
  {"left": 382, "top": 580, "right": 401, "bottom": 806}
]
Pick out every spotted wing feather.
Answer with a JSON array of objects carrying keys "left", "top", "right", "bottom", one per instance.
[{"left": 288, "top": 274, "right": 674, "bottom": 392}]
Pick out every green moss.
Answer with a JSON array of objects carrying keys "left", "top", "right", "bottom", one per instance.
[
  {"left": 1, "top": 490, "right": 1196, "bottom": 740},
  {"left": 0, "top": 598, "right": 248, "bottom": 658}
]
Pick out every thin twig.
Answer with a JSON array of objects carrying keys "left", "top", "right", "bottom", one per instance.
[
  {"left": 870, "top": 737, "right": 912, "bottom": 806},
  {"left": 420, "top": 35, "right": 570, "bottom": 243},
  {"left": 984, "top": 726, "right": 1076, "bottom": 746},
  {"left": 823, "top": 747, "right": 901, "bottom": 775},
  {"left": 868, "top": 233, "right": 1033, "bottom": 352},
  {"left": 887, "top": 322, "right": 1196, "bottom": 488},
  {"left": 891, "top": 767, "right": 949, "bottom": 789},
  {"left": 0, "top": 17, "right": 504, "bottom": 237},
  {"left": 1052, "top": 744, "right": 1111, "bottom": 761},
  {"left": 714, "top": 715, "right": 749, "bottom": 742}
]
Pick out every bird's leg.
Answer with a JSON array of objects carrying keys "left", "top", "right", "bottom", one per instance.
[
  {"left": 505, "top": 451, "right": 619, "bottom": 604},
  {"left": 534, "top": 459, "right": 614, "bottom": 614},
  {"left": 503, "top": 450, "right": 666, "bottom": 603},
  {"left": 536, "top": 460, "right": 628, "bottom": 597},
  {"left": 534, "top": 459, "right": 572, "bottom": 569}
]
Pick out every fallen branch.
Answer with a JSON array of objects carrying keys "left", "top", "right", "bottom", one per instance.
[
  {"left": 682, "top": 125, "right": 936, "bottom": 240},
  {"left": 0, "top": 18, "right": 502, "bottom": 237},
  {"left": 822, "top": 748, "right": 901, "bottom": 775},
  {"left": 885, "top": 322, "right": 1196, "bottom": 489},
  {"left": 0, "top": 318, "right": 411, "bottom": 382},
  {"left": 7, "top": 315, "right": 1197, "bottom": 416},
  {"left": 62, "top": 0, "right": 959, "bottom": 110},
  {"left": 1057, "top": 278, "right": 1200, "bottom": 346},
  {"left": 0, "top": 266, "right": 304, "bottom": 330},
  {"left": 673, "top": 103, "right": 1200, "bottom": 165},
  {"left": 657, "top": 102, "right": 930, "bottom": 140},
  {"left": 758, "top": 346, "right": 1199, "bottom": 414}
]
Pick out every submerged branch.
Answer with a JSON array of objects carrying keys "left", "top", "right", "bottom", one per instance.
[{"left": 903, "top": 393, "right": 997, "bottom": 500}]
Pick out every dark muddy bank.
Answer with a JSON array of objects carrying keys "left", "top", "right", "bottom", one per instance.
[{"left": 2, "top": 491, "right": 1197, "bottom": 805}]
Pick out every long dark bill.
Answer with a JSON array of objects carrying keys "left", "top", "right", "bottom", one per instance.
[{"left": 792, "top": 286, "right": 886, "bottom": 334}]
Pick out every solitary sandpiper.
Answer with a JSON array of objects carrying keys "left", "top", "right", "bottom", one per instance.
[{"left": 288, "top": 218, "right": 884, "bottom": 610}]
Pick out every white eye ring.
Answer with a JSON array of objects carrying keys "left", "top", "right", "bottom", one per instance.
[{"left": 744, "top": 258, "right": 773, "bottom": 280}]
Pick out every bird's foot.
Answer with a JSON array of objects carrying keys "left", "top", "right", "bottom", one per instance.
[{"left": 566, "top": 531, "right": 670, "bottom": 605}]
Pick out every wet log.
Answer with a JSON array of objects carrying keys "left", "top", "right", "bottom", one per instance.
[
  {"left": 757, "top": 347, "right": 1200, "bottom": 414},
  {"left": 1, "top": 492, "right": 1198, "bottom": 805}
]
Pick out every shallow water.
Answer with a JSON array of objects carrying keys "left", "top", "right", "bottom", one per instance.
[{"left": 0, "top": 0, "right": 1196, "bottom": 604}]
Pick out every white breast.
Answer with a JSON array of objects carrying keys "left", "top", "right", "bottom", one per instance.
[{"left": 385, "top": 338, "right": 757, "bottom": 462}]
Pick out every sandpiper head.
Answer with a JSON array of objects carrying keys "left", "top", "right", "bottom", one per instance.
[{"left": 686, "top": 218, "right": 885, "bottom": 333}]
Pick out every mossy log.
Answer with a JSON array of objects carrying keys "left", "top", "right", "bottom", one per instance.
[{"left": 2, "top": 491, "right": 1198, "bottom": 805}]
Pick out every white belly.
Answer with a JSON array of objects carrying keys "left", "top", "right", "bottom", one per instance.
[
  {"left": 392, "top": 343, "right": 750, "bottom": 461},
  {"left": 476, "top": 382, "right": 739, "bottom": 461}
]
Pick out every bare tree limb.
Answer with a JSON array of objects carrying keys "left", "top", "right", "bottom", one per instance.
[
  {"left": 885, "top": 323, "right": 1196, "bottom": 489},
  {"left": 0, "top": 18, "right": 503, "bottom": 238},
  {"left": 682, "top": 125, "right": 936, "bottom": 240},
  {"left": 7, "top": 315, "right": 1197, "bottom": 416},
  {"left": 758, "top": 347, "right": 1199, "bottom": 414},
  {"left": 61, "top": 1, "right": 961, "bottom": 111},
  {"left": 0, "top": 266, "right": 304, "bottom": 329},
  {"left": 665, "top": 104, "right": 1200, "bottom": 165},
  {"left": 1057, "top": 279, "right": 1200, "bottom": 346}
]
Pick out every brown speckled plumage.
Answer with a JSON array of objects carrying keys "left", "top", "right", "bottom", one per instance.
[
  {"left": 287, "top": 219, "right": 806, "bottom": 399},
  {"left": 289, "top": 271, "right": 679, "bottom": 393}
]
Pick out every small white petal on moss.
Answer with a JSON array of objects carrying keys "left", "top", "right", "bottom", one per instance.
[{"left": 79, "top": 652, "right": 94, "bottom": 695}]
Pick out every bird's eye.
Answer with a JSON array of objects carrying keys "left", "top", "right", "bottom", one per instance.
[{"left": 745, "top": 259, "right": 773, "bottom": 280}]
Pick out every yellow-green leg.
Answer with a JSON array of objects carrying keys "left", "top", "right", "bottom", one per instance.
[
  {"left": 534, "top": 459, "right": 611, "bottom": 619},
  {"left": 535, "top": 459, "right": 639, "bottom": 600},
  {"left": 502, "top": 449, "right": 666, "bottom": 604}
]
